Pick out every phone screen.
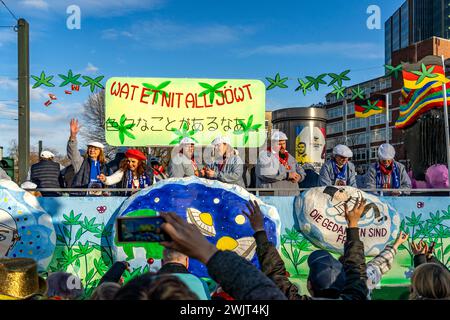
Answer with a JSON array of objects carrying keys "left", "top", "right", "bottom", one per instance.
[{"left": 116, "top": 216, "right": 171, "bottom": 243}]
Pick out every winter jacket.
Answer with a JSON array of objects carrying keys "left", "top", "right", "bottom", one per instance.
[
  {"left": 366, "top": 244, "right": 397, "bottom": 297},
  {"left": 366, "top": 160, "right": 412, "bottom": 194},
  {"left": 206, "top": 154, "right": 245, "bottom": 187},
  {"left": 253, "top": 228, "right": 368, "bottom": 300},
  {"left": 157, "top": 263, "right": 190, "bottom": 275},
  {"left": 30, "top": 159, "right": 63, "bottom": 196},
  {"left": 255, "top": 149, "right": 306, "bottom": 196},
  {"left": 102, "top": 169, "right": 153, "bottom": 196},
  {"left": 206, "top": 250, "right": 287, "bottom": 300},
  {"left": 67, "top": 139, "right": 110, "bottom": 189},
  {"left": 168, "top": 153, "right": 202, "bottom": 178},
  {"left": 319, "top": 159, "right": 357, "bottom": 187},
  {"left": 99, "top": 261, "right": 128, "bottom": 285},
  {"left": 157, "top": 263, "right": 211, "bottom": 300}
]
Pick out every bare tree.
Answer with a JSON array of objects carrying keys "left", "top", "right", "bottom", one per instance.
[{"left": 80, "top": 90, "right": 118, "bottom": 159}]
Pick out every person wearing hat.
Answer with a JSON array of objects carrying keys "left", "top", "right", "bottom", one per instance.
[
  {"left": 0, "top": 258, "right": 47, "bottom": 300},
  {"left": 204, "top": 136, "right": 245, "bottom": 187},
  {"left": 168, "top": 137, "right": 203, "bottom": 178},
  {"left": 150, "top": 157, "right": 168, "bottom": 183},
  {"left": 29, "top": 150, "right": 64, "bottom": 197},
  {"left": 67, "top": 119, "right": 110, "bottom": 192},
  {"left": 98, "top": 149, "right": 153, "bottom": 195},
  {"left": 255, "top": 131, "right": 306, "bottom": 196},
  {"left": 366, "top": 143, "right": 411, "bottom": 196},
  {"left": 319, "top": 144, "right": 357, "bottom": 187}
]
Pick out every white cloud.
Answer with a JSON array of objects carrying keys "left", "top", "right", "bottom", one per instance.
[
  {"left": 84, "top": 62, "right": 99, "bottom": 73},
  {"left": 102, "top": 20, "right": 256, "bottom": 49},
  {"left": 0, "top": 77, "right": 54, "bottom": 102},
  {"left": 21, "top": 0, "right": 49, "bottom": 9},
  {"left": 0, "top": 29, "right": 16, "bottom": 47},
  {"left": 238, "top": 42, "right": 384, "bottom": 59},
  {"left": 18, "top": 0, "right": 163, "bottom": 17}
]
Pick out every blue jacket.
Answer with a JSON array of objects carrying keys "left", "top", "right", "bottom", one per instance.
[{"left": 319, "top": 160, "right": 357, "bottom": 187}]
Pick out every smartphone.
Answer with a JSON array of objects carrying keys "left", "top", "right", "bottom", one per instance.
[{"left": 116, "top": 216, "right": 171, "bottom": 243}]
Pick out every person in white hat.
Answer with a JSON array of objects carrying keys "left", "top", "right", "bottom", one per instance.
[
  {"left": 366, "top": 143, "right": 411, "bottom": 195},
  {"left": 319, "top": 144, "right": 357, "bottom": 187},
  {"left": 168, "top": 137, "right": 203, "bottom": 178},
  {"left": 67, "top": 119, "right": 110, "bottom": 192},
  {"left": 204, "top": 136, "right": 245, "bottom": 187},
  {"left": 256, "top": 130, "right": 306, "bottom": 195},
  {"left": 28, "top": 150, "right": 64, "bottom": 196}
]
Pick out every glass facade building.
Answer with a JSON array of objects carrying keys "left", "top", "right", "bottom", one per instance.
[{"left": 385, "top": 0, "right": 450, "bottom": 64}]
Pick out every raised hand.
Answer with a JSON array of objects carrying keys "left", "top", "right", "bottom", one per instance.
[
  {"left": 160, "top": 212, "right": 218, "bottom": 264},
  {"left": 411, "top": 240, "right": 429, "bottom": 256},
  {"left": 70, "top": 118, "right": 80, "bottom": 139},
  {"left": 344, "top": 198, "right": 367, "bottom": 228},
  {"left": 393, "top": 231, "right": 409, "bottom": 250},
  {"left": 242, "top": 200, "right": 265, "bottom": 233}
]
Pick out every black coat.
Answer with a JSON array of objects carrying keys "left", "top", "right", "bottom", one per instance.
[
  {"left": 254, "top": 228, "right": 368, "bottom": 300},
  {"left": 30, "top": 160, "right": 63, "bottom": 196}
]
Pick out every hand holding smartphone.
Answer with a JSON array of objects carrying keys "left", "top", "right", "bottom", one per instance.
[{"left": 116, "top": 216, "right": 171, "bottom": 243}]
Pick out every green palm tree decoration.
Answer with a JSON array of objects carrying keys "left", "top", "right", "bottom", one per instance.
[
  {"left": 305, "top": 74, "right": 327, "bottom": 91},
  {"left": 169, "top": 121, "right": 198, "bottom": 145},
  {"left": 107, "top": 114, "right": 136, "bottom": 144},
  {"left": 295, "top": 78, "right": 313, "bottom": 95},
  {"left": 142, "top": 81, "right": 171, "bottom": 104},
  {"left": 328, "top": 70, "right": 351, "bottom": 87},
  {"left": 31, "top": 71, "right": 55, "bottom": 88},
  {"left": 82, "top": 75, "right": 105, "bottom": 92},
  {"left": 384, "top": 64, "right": 403, "bottom": 79},
  {"left": 58, "top": 69, "right": 82, "bottom": 87},
  {"left": 351, "top": 86, "right": 366, "bottom": 100},
  {"left": 411, "top": 64, "right": 439, "bottom": 85},
  {"left": 331, "top": 85, "right": 346, "bottom": 99},
  {"left": 233, "top": 115, "right": 262, "bottom": 144},
  {"left": 362, "top": 100, "right": 382, "bottom": 114},
  {"left": 198, "top": 81, "right": 227, "bottom": 104},
  {"left": 266, "top": 73, "right": 288, "bottom": 90}
]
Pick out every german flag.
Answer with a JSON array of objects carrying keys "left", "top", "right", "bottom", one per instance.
[
  {"left": 354, "top": 96, "right": 386, "bottom": 118},
  {"left": 402, "top": 55, "right": 449, "bottom": 90}
]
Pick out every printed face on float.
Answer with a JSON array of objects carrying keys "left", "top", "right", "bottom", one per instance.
[
  {"left": 380, "top": 159, "right": 393, "bottom": 167},
  {"left": 127, "top": 158, "right": 139, "bottom": 172},
  {"left": 334, "top": 155, "right": 349, "bottom": 167},
  {"left": 298, "top": 143, "right": 306, "bottom": 154},
  {"left": 0, "top": 210, "right": 18, "bottom": 257},
  {"left": 87, "top": 146, "right": 101, "bottom": 159}
]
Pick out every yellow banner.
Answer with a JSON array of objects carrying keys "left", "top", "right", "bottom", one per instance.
[{"left": 105, "top": 77, "right": 266, "bottom": 147}]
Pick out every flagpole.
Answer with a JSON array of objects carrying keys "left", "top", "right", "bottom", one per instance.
[
  {"left": 385, "top": 93, "right": 390, "bottom": 144},
  {"left": 441, "top": 55, "right": 450, "bottom": 188},
  {"left": 344, "top": 99, "right": 348, "bottom": 144}
]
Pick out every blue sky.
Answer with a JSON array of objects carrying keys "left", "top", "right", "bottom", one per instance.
[{"left": 0, "top": 0, "right": 404, "bottom": 155}]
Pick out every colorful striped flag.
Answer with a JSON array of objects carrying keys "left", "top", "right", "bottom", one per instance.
[
  {"left": 354, "top": 97, "right": 386, "bottom": 118},
  {"left": 402, "top": 55, "right": 449, "bottom": 90},
  {"left": 395, "top": 81, "right": 450, "bottom": 129}
]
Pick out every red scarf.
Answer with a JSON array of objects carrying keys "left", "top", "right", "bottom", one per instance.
[
  {"left": 379, "top": 161, "right": 393, "bottom": 188},
  {"left": 268, "top": 148, "right": 291, "bottom": 170}
]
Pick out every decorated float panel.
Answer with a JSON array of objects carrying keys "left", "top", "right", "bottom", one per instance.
[{"left": 0, "top": 178, "right": 449, "bottom": 299}]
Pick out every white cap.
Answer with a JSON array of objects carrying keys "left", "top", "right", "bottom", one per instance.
[
  {"left": 87, "top": 141, "right": 105, "bottom": 149},
  {"left": 180, "top": 137, "right": 196, "bottom": 145},
  {"left": 378, "top": 143, "right": 395, "bottom": 160},
  {"left": 21, "top": 181, "right": 37, "bottom": 189},
  {"left": 271, "top": 131, "right": 288, "bottom": 141},
  {"left": 40, "top": 150, "right": 55, "bottom": 159},
  {"left": 212, "top": 136, "right": 231, "bottom": 146},
  {"left": 332, "top": 144, "right": 353, "bottom": 158}
]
